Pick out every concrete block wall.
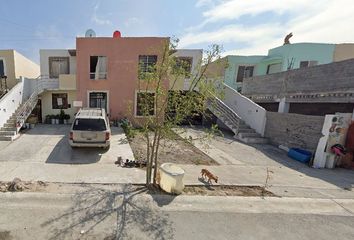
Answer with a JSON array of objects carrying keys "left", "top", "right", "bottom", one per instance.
[
  {"left": 265, "top": 112, "right": 325, "bottom": 152},
  {"left": 242, "top": 58, "right": 354, "bottom": 96}
]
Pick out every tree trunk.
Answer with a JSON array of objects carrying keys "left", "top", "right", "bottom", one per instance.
[
  {"left": 146, "top": 134, "right": 151, "bottom": 185},
  {"left": 152, "top": 131, "right": 162, "bottom": 185}
]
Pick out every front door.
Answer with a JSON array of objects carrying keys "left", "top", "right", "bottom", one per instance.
[{"left": 89, "top": 92, "right": 107, "bottom": 112}]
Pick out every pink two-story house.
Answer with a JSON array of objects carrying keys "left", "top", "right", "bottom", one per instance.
[{"left": 76, "top": 36, "right": 169, "bottom": 123}]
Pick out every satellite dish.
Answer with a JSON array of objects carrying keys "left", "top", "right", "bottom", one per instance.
[{"left": 85, "top": 29, "right": 96, "bottom": 38}]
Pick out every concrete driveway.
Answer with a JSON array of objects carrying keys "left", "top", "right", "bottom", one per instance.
[{"left": 0, "top": 124, "right": 145, "bottom": 183}]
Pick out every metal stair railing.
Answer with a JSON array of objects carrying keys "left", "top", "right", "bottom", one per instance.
[
  {"left": 206, "top": 95, "right": 241, "bottom": 134},
  {"left": 14, "top": 76, "right": 60, "bottom": 131},
  {"left": 15, "top": 90, "right": 38, "bottom": 132}
]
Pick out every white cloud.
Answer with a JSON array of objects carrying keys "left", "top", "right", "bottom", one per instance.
[
  {"left": 180, "top": 24, "right": 283, "bottom": 47},
  {"left": 180, "top": 0, "right": 354, "bottom": 55},
  {"left": 203, "top": 0, "right": 325, "bottom": 22},
  {"left": 92, "top": 2, "right": 112, "bottom": 25}
]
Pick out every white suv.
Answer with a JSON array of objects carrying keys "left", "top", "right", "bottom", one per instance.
[{"left": 69, "top": 108, "right": 111, "bottom": 149}]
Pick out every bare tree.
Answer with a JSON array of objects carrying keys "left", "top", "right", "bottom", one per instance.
[{"left": 131, "top": 38, "right": 225, "bottom": 186}]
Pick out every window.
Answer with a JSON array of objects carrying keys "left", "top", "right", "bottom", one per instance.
[
  {"left": 174, "top": 57, "right": 193, "bottom": 77},
  {"left": 90, "top": 56, "right": 107, "bottom": 79},
  {"left": 138, "top": 55, "right": 157, "bottom": 77},
  {"left": 0, "top": 59, "right": 5, "bottom": 77},
  {"left": 236, "top": 65, "right": 254, "bottom": 82},
  {"left": 266, "top": 63, "right": 282, "bottom": 74},
  {"left": 49, "top": 57, "right": 69, "bottom": 78},
  {"left": 136, "top": 92, "right": 155, "bottom": 116},
  {"left": 52, "top": 93, "right": 68, "bottom": 109},
  {"left": 73, "top": 118, "right": 106, "bottom": 131},
  {"left": 299, "top": 61, "right": 318, "bottom": 68}
]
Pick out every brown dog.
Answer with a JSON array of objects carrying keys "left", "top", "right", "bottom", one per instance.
[{"left": 200, "top": 169, "right": 218, "bottom": 184}]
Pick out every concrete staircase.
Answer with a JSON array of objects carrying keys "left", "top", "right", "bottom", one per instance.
[
  {"left": 0, "top": 106, "right": 22, "bottom": 141},
  {"left": 237, "top": 120, "right": 268, "bottom": 144},
  {"left": 207, "top": 96, "right": 268, "bottom": 144}
]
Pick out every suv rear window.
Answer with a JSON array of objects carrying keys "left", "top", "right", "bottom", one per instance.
[{"left": 73, "top": 118, "right": 107, "bottom": 131}]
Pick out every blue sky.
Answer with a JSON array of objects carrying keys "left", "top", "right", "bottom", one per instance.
[{"left": 1, "top": 0, "right": 353, "bottom": 63}]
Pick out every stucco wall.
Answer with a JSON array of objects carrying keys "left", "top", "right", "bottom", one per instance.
[
  {"left": 76, "top": 37, "right": 169, "bottom": 123},
  {"left": 265, "top": 112, "right": 325, "bottom": 152},
  {"left": 40, "top": 49, "right": 76, "bottom": 76},
  {"left": 223, "top": 84, "right": 266, "bottom": 135},
  {"left": 59, "top": 74, "right": 76, "bottom": 90},
  {"left": 40, "top": 90, "right": 77, "bottom": 123},
  {"left": 334, "top": 44, "right": 354, "bottom": 62},
  {"left": 0, "top": 80, "right": 23, "bottom": 128},
  {"left": 268, "top": 43, "right": 335, "bottom": 70},
  {"left": 13, "top": 51, "right": 40, "bottom": 79},
  {"left": 224, "top": 55, "right": 265, "bottom": 91},
  {"left": 171, "top": 49, "right": 202, "bottom": 90},
  {"left": 0, "top": 50, "right": 16, "bottom": 89}
]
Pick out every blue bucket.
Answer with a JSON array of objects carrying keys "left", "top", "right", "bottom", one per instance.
[{"left": 288, "top": 148, "right": 312, "bottom": 163}]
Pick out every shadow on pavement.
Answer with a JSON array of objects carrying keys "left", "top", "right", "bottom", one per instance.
[
  {"left": 45, "top": 136, "right": 107, "bottom": 164},
  {"left": 41, "top": 185, "right": 174, "bottom": 240}
]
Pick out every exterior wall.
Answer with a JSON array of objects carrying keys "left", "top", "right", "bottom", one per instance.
[
  {"left": 40, "top": 49, "right": 76, "bottom": 76},
  {"left": 223, "top": 84, "right": 266, "bottom": 135},
  {"left": 59, "top": 74, "right": 76, "bottom": 90},
  {"left": 171, "top": 49, "right": 202, "bottom": 90},
  {"left": 242, "top": 58, "right": 354, "bottom": 101},
  {"left": 268, "top": 43, "right": 335, "bottom": 70},
  {"left": 76, "top": 37, "right": 169, "bottom": 123},
  {"left": 224, "top": 55, "right": 265, "bottom": 91},
  {"left": 333, "top": 44, "right": 354, "bottom": 62},
  {"left": 13, "top": 51, "right": 40, "bottom": 79},
  {"left": 265, "top": 112, "right": 325, "bottom": 152},
  {"left": 0, "top": 50, "right": 17, "bottom": 89},
  {"left": 0, "top": 80, "right": 23, "bottom": 128},
  {"left": 216, "top": 43, "right": 338, "bottom": 93},
  {"left": 40, "top": 90, "right": 77, "bottom": 123}
]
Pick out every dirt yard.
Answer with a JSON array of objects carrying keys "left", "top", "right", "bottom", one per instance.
[
  {"left": 128, "top": 131, "right": 218, "bottom": 165},
  {"left": 182, "top": 185, "right": 275, "bottom": 197},
  {"left": 0, "top": 180, "right": 275, "bottom": 197}
]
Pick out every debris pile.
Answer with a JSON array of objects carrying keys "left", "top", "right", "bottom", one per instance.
[
  {"left": 114, "top": 156, "right": 147, "bottom": 168},
  {"left": 0, "top": 178, "right": 47, "bottom": 192}
]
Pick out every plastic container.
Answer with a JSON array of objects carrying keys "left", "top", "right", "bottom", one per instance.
[
  {"left": 159, "top": 163, "right": 185, "bottom": 194},
  {"left": 288, "top": 148, "right": 312, "bottom": 163}
]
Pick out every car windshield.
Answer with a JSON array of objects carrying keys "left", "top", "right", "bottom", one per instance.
[{"left": 72, "top": 118, "right": 107, "bottom": 131}]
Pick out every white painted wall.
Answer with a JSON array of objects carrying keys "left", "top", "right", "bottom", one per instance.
[
  {"left": 173, "top": 49, "right": 203, "bottom": 90},
  {"left": 40, "top": 49, "right": 76, "bottom": 76},
  {"left": 223, "top": 83, "right": 267, "bottom": 136},
  {"left": 0, "top": 80, "right": 24, "bottom": 128}
]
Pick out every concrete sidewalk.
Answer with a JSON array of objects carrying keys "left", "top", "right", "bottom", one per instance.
[
  {"left": 174, "top": 127, "right": 354, "bottom": 199},
  {"left": 0, "top": 126, "right": 353, "bottom": 199}
]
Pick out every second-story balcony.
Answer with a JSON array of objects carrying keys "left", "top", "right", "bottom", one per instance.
[{"left": 37, "top": 74, "right": 76, "bottom": 93}]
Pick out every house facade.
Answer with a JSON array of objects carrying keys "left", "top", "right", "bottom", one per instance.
[
  {"left": 213, "top": 42, "right": 354, "bottom": 92},
  {"left": 242, "top": 58, "right": 354, "bottom": 115},
  {"left": 0, "top": 50, "right": 39, "bottom": 96},
  {"left": 170, "top": 49, "right": 203, "bottom": 90},
  {"left": 76, "top": 36, "right": 170, "bottom": 124},
  {"left": 35, "top": 32, "right": 203, "bottom": 125},
  {"left": 38, "top": 49, "right": 77, "bottom": 123}
]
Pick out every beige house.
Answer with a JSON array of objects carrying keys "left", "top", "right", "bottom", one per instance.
[
  {"left": 38, "top": 49, "right": 77, "bottom": 123},
  {"left": 333, "top": 43, "right": 354, "bottom": 62},
  {"left": 0, "top": 50, "right": 40, "bottom": 91}
]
